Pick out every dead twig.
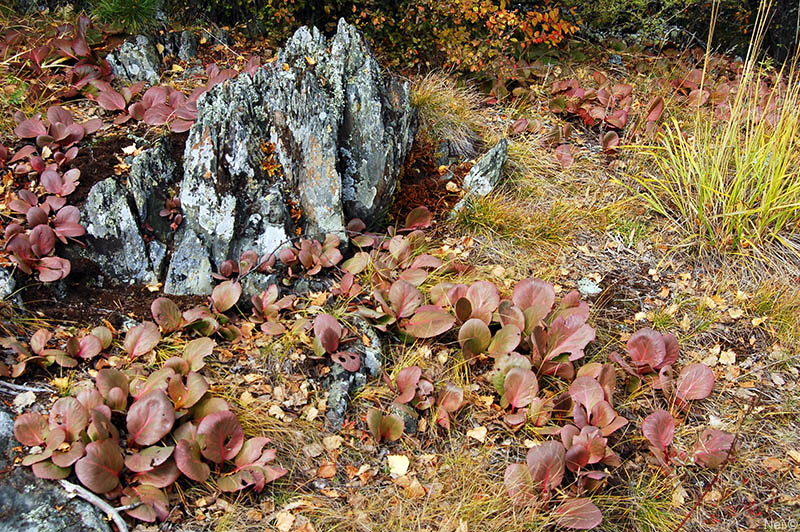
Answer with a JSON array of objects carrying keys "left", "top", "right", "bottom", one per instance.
[
  {"left": 0, "top": 380, "right": 54, "bottom": 395},
  {"left": 672, "top": 396, "right": 759, "bottom": 532},
  {"left": 58, "top": 480, "right": 130, "bottom": 532}
]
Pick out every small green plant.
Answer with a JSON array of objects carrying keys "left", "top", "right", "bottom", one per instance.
[{"left": 92, "top": 0, "right": 160, "bottom": 34}]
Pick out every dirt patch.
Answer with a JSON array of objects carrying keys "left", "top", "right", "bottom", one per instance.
[
  {"left": 390, "top": 140, "right": 472, "bottom": 223},
  {"left": 22, "top": 257, "right": 205, "bottom": 328},
  {"left": 69, "top": 135, "right": 131, "bottom": 205}
]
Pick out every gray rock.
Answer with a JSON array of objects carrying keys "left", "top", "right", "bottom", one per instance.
[
  {"left": 324, "top": 316, "right": 383, "bottom": 430},
  {"left": 333, "top": 21, "right": 417, "bottom": 221},
  {"left": 0, "top": 405, "right": 14, "bottom": 470},
  {"left": 451, "top": 138, "right": 509, "bottom": 214},
  {"left": 163, "top": 228, "right": 213, "bottom": 295},
  {"left": 178, "top": 30, "right": 198, "bottom": 61},
  {"left": 0, "top": 404, "right": 111, "bottom": 532},
  {"left": 148, "top": 240, "right": 167, "bottom": 277},
  {"left": 434, "top": 138, "right": 475, "bottom": 167},
  {"left": 159, "top": 30, "right": 198, "bottom": 62},
  {"left": 577, "top": 277, "right": 602, "bottom": 297},
  {"left": 81, "top": 178, "right": 156, "bottom": 285},
  {"left": 165, "top": 19, "right": 415, "bottom": 295},
  {"left": 106, "top": 35, "right": 161, "bottom": 85},
  {"left": 0, "top": 267, "right": 16, "bottom": 300},
  {"left": 128, "top": 137, "right": 180, "bottom": 238},
  {"left": 390, "top": 403, "right": 418, "bottom": 435}
]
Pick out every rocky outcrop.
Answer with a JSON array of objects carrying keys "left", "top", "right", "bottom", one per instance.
[
  {"left": 71, "top": 137, "right": 181, "bottom": 286},
  {"left": 82, "top": 178, "right": 156, "bottom": 285},
  {"left": 163, "top": 19, "right": 416, "bottom": 295},
  {"left": 76, "top": 20, "right": 415, "bottom": 296},
  {"left": 106, "top": 31, "right": 198, "bottom": 86}
]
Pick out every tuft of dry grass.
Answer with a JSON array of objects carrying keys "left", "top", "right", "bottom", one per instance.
[{"left": 410, "top": 71, "right": 485, "bottom": 159}]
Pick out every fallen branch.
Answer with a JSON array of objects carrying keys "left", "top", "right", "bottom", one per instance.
[
  {"left": 0, "top": 380, "right": 53, "bottom": 395},
  {"left": 58, "top": 480, "right": 129, "bottom": 532}
]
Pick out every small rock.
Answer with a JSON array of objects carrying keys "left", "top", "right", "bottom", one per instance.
[
  {"left": 106, "top": 35, "right": 162, "bottom": 85},
  {"left": 81, "top": 178, "right": 156, "bottom": 285},
  {"left": 577, "top": 277, "right": 602, "bottom": 297},
  {"left": 450, "top": 138, "right": 508, "bottom": 214},
  {"left": 0, "top": 266, "right": 16, "bottom": 300},
  {"left": 390, "top": 403, "right": 418, "bottom": 435}
]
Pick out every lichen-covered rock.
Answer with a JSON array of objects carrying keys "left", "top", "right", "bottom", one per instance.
[
  {"left": 0, "top": 267, "right": 15, "bottom": 300},
  {"left": 163, "top": 227, "right": 213, "bottom": 295},
  {"left": 128, "top": 137, "right": 179, "bottom": 235},
  {"left": 165, "top": 19, "right": 416, "bottom": 295},
  {"left": 106, "top": 34, "right": 161, "bottom": 85},
  {"left": 451, "top": 138, "right": 509, "bottom": 214},
  {"left": 81, "top": 178, "right": 156, "bottom": 285},
  {"left": 159, "top": 30, "right": 197, "bottom": 62},
  {"left": 332, "top": 21, "right": 417, "bottom": 220}
]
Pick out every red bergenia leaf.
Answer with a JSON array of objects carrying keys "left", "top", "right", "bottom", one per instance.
[
  {"left": 331, "top": 351, "right": 361, "bottom": 372},
  {"left": 151, "top": 297, "right": 184, "bottom": 333},
  {"left": 403, "top": 305, "right": 455, "bottom": 338},
  {"left": 502, "top": 367, "right": 538, "bottom": 410},
  {"left": 389, "top": 279, "right": 423, "bottom": 318},
  {"left": 14, "top": 412, "right": 49, "bottom": 446},
  {"left": 403, "top": 206, "right": 432, "bottom": 230},
  {"left": 48, "top": 397, "right": 89, "bottom": 441},
  {"left": 74, "top": 439, "right": 124, "bottom": 493},
  {"left": 175, "top": 439, "right": 210, "bottom": 481},
  {"left": 211, "top": 280, "right": 241, "bottom": 312},
  {"left": 123, "top": 321, "right": 161, "bottom": 360},
  {"left": 642, "top": 409, "right": 675, "bottom": 451},
  {"left": 395, "top": 366, "right": 421, "bottom": 404},
  {"left": 126, "top": 391, "right": 175, "bottom": 446},
  {"left": 693, "top": 428, "right": 735, "bottom": 468},
  {"left": 526, "top": 440, "right": 565, "bottom": 492},
  {"left": 197, "top": 411, "right": 244, "bottom": 464},
  {"left": 313, "top": 313, "right": 342, "bottom": 354},
  {"left": 458, "top": 318, "right": 491, "bottom": 358},
  {"left": 554, "top": 497, "right": 603, "bottom": 530},
  {"left": 569, "top": 376, "right": 604, "bottom": 412},
  {"left": 676, "top": 363, "right": 714, "bottom": 401}
]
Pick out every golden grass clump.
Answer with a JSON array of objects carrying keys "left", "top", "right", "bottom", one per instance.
[{"left": 633, "top": 0, "right": 800, "bottom": 257}]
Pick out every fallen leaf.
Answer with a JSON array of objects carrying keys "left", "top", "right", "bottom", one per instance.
[
  {"left": 302, "top": 443, "right": 324, "bottom": 458},
  {"left": 13, "top": 391, "right": 36, "bottom": 410},
  {"left": 405, "top": 478, "right": 426, "bottom": 499},
  {"left": 672, "top": 482, "right": 687, "bottom": 506},
  {"left": 466, "top": 425, "right": 487, "bottom": 443},
  {"left": 323, "top": 435, "right": 343, "bottom": 451},
  {"left": 728, "top": 307, "right": 744, "bottom": 319},
  {"left": 275, "top": 511, "right": 295, "bottom": 532},
  {"left": 718, "top": 350, "right": 736, "bottom": 366},
  {"left": 388, "top": 454, "right": 410, "bottom": 478},
  {"left": 764, "top": 456, "right": 789, "bottom": 473},
  {"left": 317, "top": 462, "right": 337, "bottom": 479}
]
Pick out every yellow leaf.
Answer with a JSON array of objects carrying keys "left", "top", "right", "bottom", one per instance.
[
  {"left": 323, "top": 435, "right": 343, "bottom": 451},
  {"left": 274, "top": 511, "right": 295, "bottom": 532},
  {"left": 388, "top": 454, "right": 409, "bottom": 477},
  {"left": 156, "top": 43, "right": 165, "bottom": 55},
  {"left": 466, "top": 425, "right": 488, "bottom": 443}
]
